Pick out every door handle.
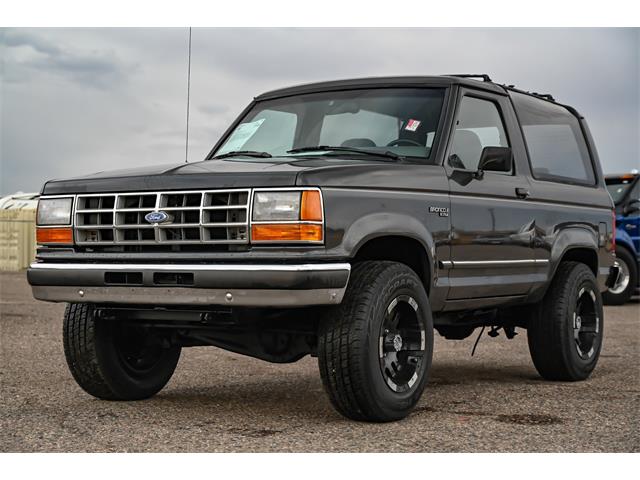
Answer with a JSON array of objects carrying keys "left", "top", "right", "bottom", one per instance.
[{"left": 515, "top": 188, "right": 530, "bottom": 199}]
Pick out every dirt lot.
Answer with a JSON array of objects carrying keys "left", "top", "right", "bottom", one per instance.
[{"left": 1, "top": 271, "right": 638, "bottom": 452}]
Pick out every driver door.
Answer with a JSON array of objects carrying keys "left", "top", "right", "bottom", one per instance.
[{"left": 445, "top": 89, "right": 536, "bottom": 300}]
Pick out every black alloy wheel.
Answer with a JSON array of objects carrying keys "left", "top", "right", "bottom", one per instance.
[{"left": 379, "top": 295, "right": 426, "bottom": 393}]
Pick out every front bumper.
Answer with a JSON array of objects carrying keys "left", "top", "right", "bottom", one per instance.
[{"left": 28, "top": 262, "right": 351, "bottom": 307}]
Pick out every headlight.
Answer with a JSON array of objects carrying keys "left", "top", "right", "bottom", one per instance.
[
  {"left": 251, "top": 189, "right": 323, "bottom": 243},
  {"left": 36, "top": 197, "right": 74, "bottom": 245},
  {"left": 253, "top": 191, "right": 301, "bottom": 221},
  {"left": 37, "top": 197, "right": 73, "bottom": 225}
]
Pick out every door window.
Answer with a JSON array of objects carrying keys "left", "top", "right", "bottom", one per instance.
[{"left": 449, "top": 96, "right": 510, "bottom": 172}]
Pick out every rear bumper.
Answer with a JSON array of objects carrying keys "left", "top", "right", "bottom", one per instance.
[{"left": 28, "top": 262, "right": 351, "bottom": 307}]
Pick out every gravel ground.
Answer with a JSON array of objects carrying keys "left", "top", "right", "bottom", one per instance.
[{"left": 1, "top": 271, "right": 638, "bottom": 452}]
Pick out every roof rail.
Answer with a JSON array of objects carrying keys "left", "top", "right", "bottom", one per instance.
[
  {"left": 504, "top": 84, "right": 557, "bottom": 102},
  {"left": 446, "top": 74, "right": 493, "bottom": 82},
  {"left": 531, "top": 92, "right": 556, "bottom": 102},
  {"left": 446, "top": 75, "right": 558, "bottom": 102}
]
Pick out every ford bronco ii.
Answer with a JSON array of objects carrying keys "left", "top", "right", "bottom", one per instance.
[{"left": 29, "top": 75, "right": 619, "bottom": 422}]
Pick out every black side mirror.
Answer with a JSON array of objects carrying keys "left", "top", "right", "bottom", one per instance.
[
  {"left": 625, "top": 199, "right": 640, "bottom": 215},
  {"left": 478, "top": 146, "right": 513, "bottom": 173}
]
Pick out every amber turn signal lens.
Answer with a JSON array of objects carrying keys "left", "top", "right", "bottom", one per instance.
[
  {"left": 300, "top": 190, "right": 322, "bottom": 221},
  {"left": 36, "top": 227, "right": 73, "bottom": 245},
  {"left": 252, "top": 223, "right": 322, "bottom": 242}
]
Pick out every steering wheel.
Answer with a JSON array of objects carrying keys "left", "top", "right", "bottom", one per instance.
[{"left": 386, "top": 138, "right": 423, "bottom": 147}]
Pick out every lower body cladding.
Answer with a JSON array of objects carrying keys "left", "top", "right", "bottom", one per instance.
[{"left": 28, "top": 262, "right": 351, "bottom": 307}]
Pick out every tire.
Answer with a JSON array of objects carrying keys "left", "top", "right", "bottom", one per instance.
[
  {"left": 318, "top": 261, "right": 434, "bottom": 422},
  {"left": 603, "top": 246, "right": 637, "bottom": 305},
  {"left": 63, "top": 303, "right": 181, "bottom": 400},
  {"left": 527, "top": 261, "right": 604, "bottom": 381}
]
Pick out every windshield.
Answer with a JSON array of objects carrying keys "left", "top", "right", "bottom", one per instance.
[
  {"left": 214, "top": 88, "right": 446, "bottom": 161},
  {"left": 606, "top": 177, "right": 635, "bottom": 204}
]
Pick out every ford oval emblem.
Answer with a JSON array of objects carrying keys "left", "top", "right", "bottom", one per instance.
[{"left": 145, "top": 211, "right": 172, "bottom": 224}]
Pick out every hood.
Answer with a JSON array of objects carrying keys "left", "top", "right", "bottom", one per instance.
[
  {"left": 41, "top": 157, "right": 359, "bottom": 194},
  {"left": 41, "top": 156, "right": 446, "bottom": 195}
]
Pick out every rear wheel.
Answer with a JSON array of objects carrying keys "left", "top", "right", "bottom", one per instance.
[
  {"left": 603, "top": 246, "right": 637, "bottom": 305},
  {"left": 527, "top": 262, "right": 603, "bottom": 381},
  {"left": 63, "top": 303, "right": 181, "bottom": 400},
  {"left": 318, "top": 261, "right": 434, "bottom": 422}
]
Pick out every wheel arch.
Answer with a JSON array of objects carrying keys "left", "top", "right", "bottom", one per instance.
[
  {"left": 548, "top": 226, "right": 600, "bottom": 277},
  {"left": 529, "top": 227, "right": 602, "bottom": 303},
  {"left": 352, "top": 234, "right": 432, "bottom": 294},
  {"left": 557, "top": 247, "right": 599, "bottom": 276}
]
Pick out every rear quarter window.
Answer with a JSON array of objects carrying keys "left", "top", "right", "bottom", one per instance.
[{"left": 510, "top": 91, "right": 595, "bottom": 185}]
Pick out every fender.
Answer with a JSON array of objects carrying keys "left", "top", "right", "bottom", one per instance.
[
  {"left": 343, "top": 212, "right": 436, "bottom": 265},
  {"left": 548, "top": 225, "right": 599, "bottom": 273},
  {"left": 319, "top": 184, "right": 450, "bottom": 266},
  {"left": 529, "top": 226, "right": 599, "bottom": 302},
  {"left": 340, "top": 212, "right": 450, "bottom": 311}
]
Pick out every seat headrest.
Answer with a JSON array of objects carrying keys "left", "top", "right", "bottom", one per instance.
[
  {"left": 341, "top": 138, "right": 376, "bottom": 148},
  {"left": 451, "top": 130, "right": 483, "bottom": 169}
]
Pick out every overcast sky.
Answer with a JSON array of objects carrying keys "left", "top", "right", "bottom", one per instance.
[{"left": 1, "top": 28, "right": 638, "bottom": 194}]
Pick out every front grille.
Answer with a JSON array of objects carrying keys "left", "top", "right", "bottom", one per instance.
[{"left": 75, "top": 190, "right": 250, "bottom": 246}]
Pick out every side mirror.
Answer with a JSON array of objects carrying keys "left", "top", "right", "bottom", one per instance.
[
  {"left": 625, "top": 199, "right": 640, "bottom": 216},
  {"left": 478, "top": 146, "right": 513, "bottom": 173}
]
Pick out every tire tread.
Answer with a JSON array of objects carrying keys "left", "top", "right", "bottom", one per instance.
[{"left": 63, "top": 303, "right": 118, "bottom": 399}]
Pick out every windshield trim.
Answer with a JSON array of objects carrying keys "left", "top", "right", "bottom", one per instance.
[{"left": 206, "top": 86, "right": 450, "bottom": 165}]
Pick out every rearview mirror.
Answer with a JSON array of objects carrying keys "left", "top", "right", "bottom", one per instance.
[
  {"left": 326, "top": 100, "right": 360, "bottom": 115},
  {"left": 478, "top": 146, "right": 513, "bottom": 173}
]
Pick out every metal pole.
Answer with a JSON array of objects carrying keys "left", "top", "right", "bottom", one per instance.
[{"left": 185, "top": 27, "right": 192, "bottom": 163}]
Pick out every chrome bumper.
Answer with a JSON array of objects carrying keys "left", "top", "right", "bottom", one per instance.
[{"left": 28, "top": 262, "right": 351, "bottom": 307}]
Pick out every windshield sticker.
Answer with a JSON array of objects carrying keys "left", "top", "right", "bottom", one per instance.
[
  {"left": 221, "top": 118, "right": 265, "bottom": 152},
  {"left": 404, "top": 119, "right": 421, "bottom": 132}
]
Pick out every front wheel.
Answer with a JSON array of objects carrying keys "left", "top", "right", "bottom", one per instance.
[
  {"left": 527, "top": 262, "right": 603, "bottom": 381},
  {"left": 318, "top": 261, "right": 434, "bottom": 422},
  {"left": 63, "top": 303, "right": 181, "bottom": 400}
]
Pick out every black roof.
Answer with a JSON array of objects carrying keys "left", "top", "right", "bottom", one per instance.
[{"left": 255, "top": 75, "right": 508, "bottom": 101}]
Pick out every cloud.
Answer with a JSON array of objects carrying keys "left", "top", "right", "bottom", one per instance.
[
  {"left": 1, "top": 28, "right": 638, "bottom": 195},
  {"left": 198, "top": 103, "right": 229, "bottom": 115},
  {"left": 1, "top": 29, "right": 61, "bottom": 55},
  {"left": 0, "top": 29, "right": 134, "bottom": 89}
]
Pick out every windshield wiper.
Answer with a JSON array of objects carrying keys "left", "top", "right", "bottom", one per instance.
[
  {"left": 213, "top": 150, "right": 272, "bottom": 159},
  {"left": 287, "top": 145, "right": 403, "bottom": 162}
]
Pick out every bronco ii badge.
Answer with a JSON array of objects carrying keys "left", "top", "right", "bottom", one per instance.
[{"left": 428, "top": 206, "right": 449, "bottom": 217}]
